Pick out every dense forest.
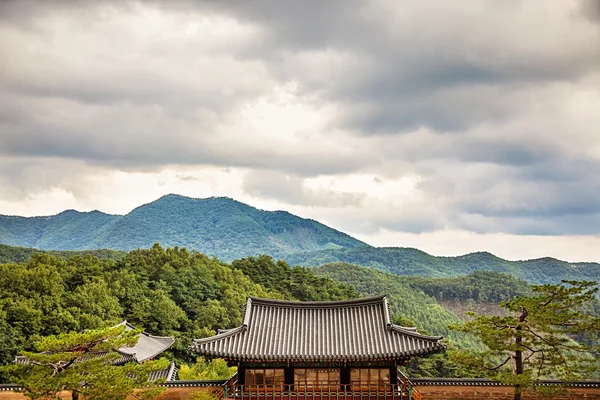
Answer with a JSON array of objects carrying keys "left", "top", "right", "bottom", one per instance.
[
  {"left": 0, "top": 244, "right": 360, "bottom": 382},
  {"left": 1, "top": 244, "right": 598, "bottom": 382},
  {"left": 0, "top": 244, "right": 126, "bottom": 264}
]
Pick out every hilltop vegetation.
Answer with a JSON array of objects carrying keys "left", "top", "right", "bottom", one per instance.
[
  {"left": 0, "top": 243, "right": 125, "bottom": 264},
  {"left": 405, "top": 271, "right": 532, "bottom": 303}
]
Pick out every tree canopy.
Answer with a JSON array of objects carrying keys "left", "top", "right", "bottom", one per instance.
[
  {"left": 0, "top": 244, "right": 357, "bottom": 378},
  {"left": 450, "top": 280, "right": 600, "bottom": 400},
  {"left": 1, "top": 244, "right": 598, "bottom": 386}
]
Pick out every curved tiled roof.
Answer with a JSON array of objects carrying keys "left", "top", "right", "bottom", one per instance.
[
  {"left": 149, "top": 361, "right": 178, "bottom": 382},
  {"left": 117, "top": 322, "right": 175, "bottom": 363},
  {"left": 191, "top": 296, "right": 445, "bottom": 362}
]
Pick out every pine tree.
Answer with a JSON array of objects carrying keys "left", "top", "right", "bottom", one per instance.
[{"left": 450, "top": 280, "right": 600, "bottom": 400}]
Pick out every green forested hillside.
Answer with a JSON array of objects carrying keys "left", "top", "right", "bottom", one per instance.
[
  {"left": 0, "top": 210, "right": 118, "bottom": 249},
  {"left": 0, "top": 245, "right": 358, "bottom": 379},
  {"left": 0, "top": 195, "right": 364, "bottom": 262},
  {"left": 2, "top": 244, "right": 596, "bottom": 381},
  {"left": 287, "top": 247, "right": 600, "bottom": 285},
  {"left": 404, "top": 270, "right": 532, "bottom": 303}
]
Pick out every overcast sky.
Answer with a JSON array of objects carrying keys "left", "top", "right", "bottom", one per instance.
[{"left": 1, "top": 0, "right": 600, "bottom": 261}]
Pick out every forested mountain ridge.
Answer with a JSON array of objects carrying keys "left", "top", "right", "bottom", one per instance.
[
  {"left": 286, "top": 247, "right": 600, "bottom": 285},
  {"left": 1, "top": 194, "right": 599, "bottom": 284},
  {"left": 0, "top": 194, "right": 365, "bottom": 262}
]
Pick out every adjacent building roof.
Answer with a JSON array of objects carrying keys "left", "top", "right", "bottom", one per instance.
[
  {"left": 117, "top": 322, "right": 175, "bottom": 363},
  {"left": 14, "top": 321, "right": 175, "bottom": 366},
  {"left": 149, "top": 361, "right": 178, "bottom": 382},
  {"left": 191, "top": 296, "right": 445, "bottom": 362}
]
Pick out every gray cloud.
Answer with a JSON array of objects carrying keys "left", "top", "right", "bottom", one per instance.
[
  {"left": 580, "top": 0, "right": 600, "bottom": 23},
  {"left": 1, "top": 0, "right": 600, "bottom": 237},
  {"left": 243, "top": 170, "right": 366, "bottom": 208}
]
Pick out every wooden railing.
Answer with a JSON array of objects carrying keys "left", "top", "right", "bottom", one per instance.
[
  {"left": 397, "top": 369, "right": 420, "bottom": 400},
  {"left": 223, "top": 384, "right": 419, "bottom": 400}
]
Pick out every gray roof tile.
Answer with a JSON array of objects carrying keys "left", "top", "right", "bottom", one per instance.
[
  {"left": 118, "top": 322, "right": 175, "bottom": 362},
  {"left": 148, "top": 361, "right": 178, "bottom": 382},
  {"left": 191, "top": 296, "right": 445, "bottom": 362}
]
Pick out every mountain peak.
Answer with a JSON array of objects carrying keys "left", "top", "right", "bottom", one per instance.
[{"left": 0, "top": 194, "right": 365, "bottom": 260}]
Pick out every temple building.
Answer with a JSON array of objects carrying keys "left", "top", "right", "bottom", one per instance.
[{"left": 191, "top": 296, "right": 445, "bottom": 396}]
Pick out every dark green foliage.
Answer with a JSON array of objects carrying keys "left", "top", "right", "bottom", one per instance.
[
  {"left": 450, "top": 281, "right": 600, "bottom": 399},
  {"left": 231, "top": 255, "right": 358, "bottom": 301},
  {"left": 0, "top": 244, "right": 125, "bottom": 264},
  {"left": 288, "top": 248, "right": 600, "bottom": 285},
  {"left": 0, "top": 244, "right": 357, "bottom": 380},
  {"left": 0, "top": 195, "right": 364, "bottom": 262}
]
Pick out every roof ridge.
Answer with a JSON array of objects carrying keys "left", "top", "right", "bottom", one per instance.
[
  {"left": 166, "top": 361, "right": 177, "bottom": 381},
  {"left": 191, "top": 325, "right": 246, "bottom": 346},
  {"left": 388, "top": 324, "right": 444, "bottom": 341},
  {"left": 146, "top": 333, "right": 176, "bottom": 340},
  {"left": 247, "top": 295, "right": 386, "bottom": 308}
]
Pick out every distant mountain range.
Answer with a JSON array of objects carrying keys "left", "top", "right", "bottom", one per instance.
[
  {"left": 1, "top": 194, "right": 598, "bottom": 284},
  {"left": 0, "top": 194, "right": 364, "bottom": 262}
]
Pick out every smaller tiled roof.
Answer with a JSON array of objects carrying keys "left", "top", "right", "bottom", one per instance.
[
  {"left": 148, "top": 361, "right": 178, "bottom": 382},
  {"left": 117, "top": 322, "right": 175, "bottom": 363},
  {"left": 191, "top": 296, "right": 445, "bottom": 362},
  {"left": 14, "top": 322, "right": 174, "bottom": 365}
]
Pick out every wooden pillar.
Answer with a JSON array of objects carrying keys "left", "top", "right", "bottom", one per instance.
[
  {"left": 238, "top": 363, "right": 246, "bottom": 385},
  {"left": 284, "top": 365, "right": 294, "bottom": 391},
  {"left": 341, "top": 365, "right": 350, "bottom": 391},
  {"left": 390, "top": 365, "right": 398, "bottom": 385}
]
